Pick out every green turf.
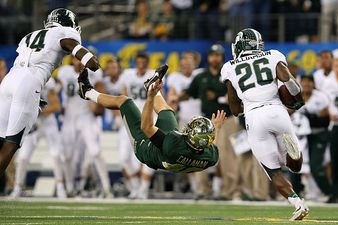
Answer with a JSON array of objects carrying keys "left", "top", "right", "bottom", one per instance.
[{"left": 0, "top": 200, "right": 338, "bottom": 225}]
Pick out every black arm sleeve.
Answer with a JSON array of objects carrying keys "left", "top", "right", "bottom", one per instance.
[{"left": 149, "top": 129, "right": 166, "bottom": 150}]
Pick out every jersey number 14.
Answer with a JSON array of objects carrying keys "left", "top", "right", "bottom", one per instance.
[
  {"left": 235, "top": 58, "right": 273, "bottom": 92},
  {"left": 25, "top": 30, "right": 48, "bottom": 52}
]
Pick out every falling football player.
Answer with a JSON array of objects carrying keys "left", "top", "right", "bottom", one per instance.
[{"left": 78, "top": 65, "right": 225, "bottom": 173}]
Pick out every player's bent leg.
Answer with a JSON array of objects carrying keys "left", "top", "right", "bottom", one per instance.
[
  {"left": 155, "top": 109, "right": 178, "bottom": 134},
  {"left": 263, "top": 165, "right": 309, "bottom": 220},
  {"left": 120, "top": 99, "right": 148, "bottom": 143},
  {"left": 153, "top": 93, "right": 173, "bottom": 114},
  {"left": 97, "top": 94, "right": 129, "bottom": 110}
]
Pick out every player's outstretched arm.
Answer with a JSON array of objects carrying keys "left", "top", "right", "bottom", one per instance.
[
  {"left": 60, "top": 39, "right": 99, "bottom": 72},
  {"left": 211, "top": 110, "right": 227, "bottom": 146},
  {"left": 141, "top": 80, "right": 162, "bottom": 138},
  {"left": 276, "top": 62, "right": 304, "bottom": 109},
  {"left": 226, "top": 81, "right": 243, "bottom": 116}
]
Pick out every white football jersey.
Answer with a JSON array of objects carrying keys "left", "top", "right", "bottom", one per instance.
[
  {"left": 313, "top": 69, "right": 333, "bottom": 90},
  {"left": 301, "top": 89, "right": 330, "bottom": 115},
  {"left": 58, "top": 65, "right": 103, "bottom": 118},
  {"left": 104, "top": 76, "right": 123, "bottom": 96},
  {"left": 221, "top": 50, "right": 285, "bottom": 114},
  {"left": 321, "top": 74, "right": 338, "bottom": 122},
  {"left": 119, "top": 68, "right": 154, "bottom": 109},
  {"left": 13, "top": 27, "right": 81, "bottom": 85},
  {"left": 166, "top": 72, "right": 201, "bottom": 124}
]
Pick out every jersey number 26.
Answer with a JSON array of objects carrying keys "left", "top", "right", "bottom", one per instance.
[{"left": 235, "top": 58, "right": 273, "bottom": 92}]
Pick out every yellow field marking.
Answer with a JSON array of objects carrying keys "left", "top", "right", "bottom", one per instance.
[{"left": 237, "top": 217, "right": 338, "bottom": 223}]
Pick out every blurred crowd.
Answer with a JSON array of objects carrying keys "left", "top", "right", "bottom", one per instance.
[
  {"left": 0, "top": 43, "right": 337, "bottom": 203},
  {"left": 1, "top": 0, "right": 338, "bottom": 44}
]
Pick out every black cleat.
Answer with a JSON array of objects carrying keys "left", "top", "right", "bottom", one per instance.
[
  {"left": 78, "top": 68, "right": 93, "bottom": 100},
  {"left": 144, "top": 64, "right": 168, "bottom": 92}
]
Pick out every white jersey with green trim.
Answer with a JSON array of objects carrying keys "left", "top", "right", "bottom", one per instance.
[
  {"left": 221, "top": 50, "right": 285, "bottom": 114},
  {"left": 13, "top": 26, "right": 81, "bottom": 85},
  {"left": 119, "top": 68, "right": 155, "bottom": 110}
]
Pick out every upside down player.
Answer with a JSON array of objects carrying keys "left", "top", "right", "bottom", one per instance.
[
  {"left": 78, "top": 65, "right": 224, "bottom": 173},
  {"left": 0, "top": 8, "right": 100, "bottom": 175},
  {"left": 221, "top": 28, "right": 308, "bottom": 220}
]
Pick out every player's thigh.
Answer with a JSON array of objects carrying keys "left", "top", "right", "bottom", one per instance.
[
  {"left": 246, "top": 110, "right": 281, "bottom": 170},
  {"left": 155, "top": 109, "right": 178, "bottom": 134},
  {"left": 61, "top": 120, "right": 76, "bottom": 160},
  {"left": 120, "top": 99, "right": 147, "bottom": 142},
  {"left": 5, "top": 72, "right": 41, "bottom": 145}
]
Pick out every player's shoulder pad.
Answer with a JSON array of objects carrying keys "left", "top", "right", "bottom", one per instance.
[
  {"left": 270, "top": 49, "right": 287, "bottom": 65},
  {"left": 220, "top": 62, "right": 232, "bottom": 83},
  {"left": 50, "top": 26, "right": 82, "bottom": 45}
]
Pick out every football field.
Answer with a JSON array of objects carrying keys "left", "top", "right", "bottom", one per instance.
[{"left": 1, "top": 199, "right": 338, "bottom": 225}]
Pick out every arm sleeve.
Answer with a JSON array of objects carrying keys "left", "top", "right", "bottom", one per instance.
[{"left": 149, "top": 129, "right": 166, "bottom": 149}]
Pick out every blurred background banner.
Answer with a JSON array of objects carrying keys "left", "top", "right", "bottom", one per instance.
[{"left": 1, "top": 41, "right": 338, "bottom": 74}]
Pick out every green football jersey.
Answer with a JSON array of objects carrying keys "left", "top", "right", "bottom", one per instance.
[{"left": 135, "top": 131, "right": 219, "bottom": 173}]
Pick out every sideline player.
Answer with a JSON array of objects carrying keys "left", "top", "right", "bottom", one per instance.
[
  {"left": 220, "top": 28, "right": 308, "bottom": 220},
  {"left": 78, "top": 65, "right": 223, "bottom": 173},
  {"left": 58, "top": 57, "right": 111, "bottom": 197},
  {"left": 0, "top": 8, "right": 99, "bottom": 175},
  {"left": 10, "top": 78, "right": 66, "bottom": 198}
]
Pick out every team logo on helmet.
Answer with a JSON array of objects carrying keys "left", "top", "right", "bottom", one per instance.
[
  {"left": 44, "top": 8, "right": 81, "bottom": 33},
  {"left": 232, "top": 28, "right": 264, "bottom": 59}
]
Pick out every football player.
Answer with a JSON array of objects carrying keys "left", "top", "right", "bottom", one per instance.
[
  {"left": 10, "top": 78, "right": 66, "bottom": 198},
  {"left": 77, "top": 65, "right": 223, "bottom": 174},
  {"left": 57, "top": 56, "right": 111, "bottom": 197},
  {"left": 0, "top": 8, "right": 99, "bottom": 176},
  {"left": 220, "top": 28, "right": 308, "bottom": 220}
]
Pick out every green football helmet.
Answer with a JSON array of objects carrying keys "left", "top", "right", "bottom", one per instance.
[
  {"left": 232, "top": 28, "right": 264, "bottom": 59},
  {"left": 182, "top": 116, "right": 215, "bottom": 152},
  {"left": 44, "top": 8, "right": 81, "bottom": 33}
]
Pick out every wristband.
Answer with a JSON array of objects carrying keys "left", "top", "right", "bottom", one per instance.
[
  {"left": 72, "top": 45, "right": 82, "bottom": 56},
  {"left": 81, "top": 52, "right": 94, "bottom": 66}
]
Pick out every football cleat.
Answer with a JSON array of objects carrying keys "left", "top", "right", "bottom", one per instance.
[
  {"left": 78, "top": 68, "right": 93, "bottom": 100},
  {"left": 144, "top": 64, "right": 169, "bottom": 92},
  {"left": 282, "top": 134, "right": 301, "bottom": 160},
  {"left": 290, "top": 200, "right": 309, "bottom": 220}
]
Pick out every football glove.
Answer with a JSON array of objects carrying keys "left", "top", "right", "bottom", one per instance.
[{"left": 78, "top": 68, "right": 93, "bottom": 100}]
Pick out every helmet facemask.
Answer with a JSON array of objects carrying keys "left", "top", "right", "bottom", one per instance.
[{"left": 182, "top": 116, "right": 215, "bottom": 152}]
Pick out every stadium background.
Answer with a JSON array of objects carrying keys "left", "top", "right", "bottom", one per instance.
[{"left": 0, "top": 0, "right": 337, "bottom": 204}]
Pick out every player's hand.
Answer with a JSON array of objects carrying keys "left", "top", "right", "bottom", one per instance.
[
  {"left": 147, "top": 79, "right": 163, "bottom": 98},
  {"left": 211, "top": 110, "right": 227, "bottom": 129}
]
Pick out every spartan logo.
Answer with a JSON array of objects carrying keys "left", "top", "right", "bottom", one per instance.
[{"left": 67, "top": 10, "right": 76, "bottom": 25}]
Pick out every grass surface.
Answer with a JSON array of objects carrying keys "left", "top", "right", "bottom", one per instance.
[{"left": 1, "top": 200, "right": 338, "bottom": 224}]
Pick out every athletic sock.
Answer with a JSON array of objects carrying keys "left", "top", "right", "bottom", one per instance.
[
  {"left": 288, "top": 192, "right": 302, "bottom": 209},
  {"left": 85, "top": 89, "right": 100, "bottom": 103},
  {"left": 138, "top": 179, "right": 150, "bottom": 199},
  {"left": 64, "top": 159, "right": 74, "bottom": 193},
  {"left": 52, "top": 156, "right": 64, "bottom": 184}
]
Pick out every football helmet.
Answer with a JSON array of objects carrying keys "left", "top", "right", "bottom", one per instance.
[
  {"left": 232, "top": 28, "right": 264, "bottom": 59},
  {"left": 182, "top": 116, "right": 215, "bottom": 152},
  {"left": 44, "top": 8, "right": 81, "bottom": 33}
]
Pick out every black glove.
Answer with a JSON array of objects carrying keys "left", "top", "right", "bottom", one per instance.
[{"left": 78, "top": 68, "right": 93, "bottom": 100}]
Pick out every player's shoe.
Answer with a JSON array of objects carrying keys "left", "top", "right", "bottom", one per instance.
[
  {"left": 290, "top": 199, "right": 309, "bottom": 220},
  {"left": 144, "top": 64, "right": 169, "bottom": 92},
  {"left": 78, "top": 68, "right": 93, "bottom": 99},
  {"left": 282, "top": 134, "right": 301, "bottom": 160}
]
